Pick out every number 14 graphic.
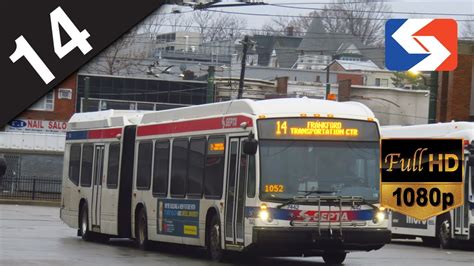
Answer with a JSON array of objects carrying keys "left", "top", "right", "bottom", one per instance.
[{"left": 10, "top": 7, "right": 92, "bottom": 84}]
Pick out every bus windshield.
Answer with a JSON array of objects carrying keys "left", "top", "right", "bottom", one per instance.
[{"left": 259, "top": 140, "right": 380, "bottom": 202}]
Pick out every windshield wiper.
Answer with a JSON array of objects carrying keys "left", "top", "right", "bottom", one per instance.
[
  {"left": 277, "top": 190, "right": 336, "bottom": 209},
  {"left": 298, "top": 190, "right": 336, "bottom": 196}
]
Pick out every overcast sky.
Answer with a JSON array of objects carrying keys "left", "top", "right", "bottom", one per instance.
[
  {"left": 160, "top": 0, "right": 473, "bottom": 35},
  {"left": 235, "top": 0, "right": 471, "bottom": 29}
]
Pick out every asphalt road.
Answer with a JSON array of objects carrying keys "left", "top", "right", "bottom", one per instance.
[{"left": 0, "top": 204, "right": 472, "bottom": 265}]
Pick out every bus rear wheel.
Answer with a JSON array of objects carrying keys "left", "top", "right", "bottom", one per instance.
[
  {"left": 80, "top": 205, "right": 92, "bottom": 241},
  {"left": 438, "top": 218, "right": 452, "bottom": 249},
  {"left": 135, "top": 208, "right": 150, "bottom": 250},
  {"left": 322, "top": 251, "right": 346, "bottom": 265},
  {"left": 207, "top": 215, "right": 224, "bottom": 261}
]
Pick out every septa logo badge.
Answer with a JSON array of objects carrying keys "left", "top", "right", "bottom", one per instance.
[{"left": 385, "top": 19, "right": 457, "bottom": 71}]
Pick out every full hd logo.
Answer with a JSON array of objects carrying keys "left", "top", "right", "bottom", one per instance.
[{"left": 385, "top": 19, "right": 457, "bottom": 71}]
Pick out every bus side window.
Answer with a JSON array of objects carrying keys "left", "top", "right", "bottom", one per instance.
[
  {"left": 80, "top": 144, "right": 94, "bottom": 187},
  {"left": 136, "top": 141, "right": 153, "bottom": 190},
  {"left": 204, "top": 136, "right": 226, "bottom": 199},
  {"left": 170, "top": 138, "right": 189, "bottom": 198},
  {"left": 107, "top": 143, "right": 120, "bottom": 189},
  {"left": 69, "top": 144, "right": 81, "bottom": 186},
  {"left": 187, "top": 137, "right": 206, "bottom": 198},
  {"left": 153, "top": 140, "right": 170, "bottom": 197},
  {"left": 247, "top": 155, "right": 256, "bottom": 198}
]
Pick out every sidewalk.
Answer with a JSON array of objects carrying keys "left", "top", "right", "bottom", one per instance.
[{"left": 0, "top": 198, "right": 60, "bottom": 207}]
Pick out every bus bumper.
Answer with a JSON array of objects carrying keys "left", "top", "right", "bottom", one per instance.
[{"left": 249, "top": 227, "right": 391, "bottom": 255}]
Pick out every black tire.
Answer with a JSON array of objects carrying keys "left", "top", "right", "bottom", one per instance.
[
  {"left": 438, "top": 217, "right": 452, "bottom": 249},
  {"left": 80, "top": 204, "right": 93, "bottom": 241},
  {"left": 135, "top": 208, "right": 150, "bottom": 250},
  {"left": 322, "top": 251, "right": 346, "bottom": 265},
  {"left": 207, "top": 215, "right": 224, "bottom": 261}
]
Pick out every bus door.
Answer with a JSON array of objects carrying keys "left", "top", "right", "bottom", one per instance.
[
  {"left": 224, "top": 137, "right": 248, "bottom": 248},
  {"left": 91, "top": 145, "right": 105, "bottom": 231},
  {"left": 454, "top": 161, "right": 470, "bottom": 236}
]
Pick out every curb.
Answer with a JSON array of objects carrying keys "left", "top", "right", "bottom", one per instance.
[{"left": 0, "top": 199, "right": 60, "bottom": 207}]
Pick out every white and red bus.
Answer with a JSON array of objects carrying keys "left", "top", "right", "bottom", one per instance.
[{"left": 60, "top": 98, "right": 390, "bottom": 264}]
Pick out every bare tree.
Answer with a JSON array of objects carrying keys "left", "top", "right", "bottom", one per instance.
[
  {"left": 83, "top": 8, "right": 171, "bottom": 75},
  {"left": 84, "top": 31, "right": 152, "bottom": 75},
  {"left": 259, "top": 13, "right": 316, "bottom": 36},
  {"left": 139, "top": 8, "right": 168, "bottom": 37},
  {"left": 319, "top": 0, "right": 391, "bottom": 46},
  {"left": 167, "top": 13, "right": 193, "bottom": 32},
  {"left": 193, "top": 11, "right": 247, "bottom": 41}
]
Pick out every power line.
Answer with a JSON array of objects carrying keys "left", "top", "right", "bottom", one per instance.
[
  {"left": 268, "top": 3, "right": 474, "bottom": 17},
  {"left": 205, "top": 9, "right": 474, "bottom": 21},
  {"left": 272, "top": 1, "right": 391, "bottom": 5},
  {"left": 87, "top": 86, "right": 209, "bottom": 96},
  {"left": 126, "top": 31, "right": 387, "bottom": 40},
  {"left": 104, "top": 39, "right": 388, "bottom": 50}
]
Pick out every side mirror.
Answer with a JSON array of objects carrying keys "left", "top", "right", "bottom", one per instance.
[{"left": 243, "top": 139, "right": 258, "bottom": 155}]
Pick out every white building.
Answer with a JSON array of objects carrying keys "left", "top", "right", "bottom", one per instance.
[
  {"left": 344, "top": 85, "right": 430, "bottom": 126},
  {"left": 156, "top": 32, "right": 202, "bottom": 52}
]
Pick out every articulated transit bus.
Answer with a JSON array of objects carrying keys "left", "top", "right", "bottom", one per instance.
[
  {"left": 60, "top": 98, "right": 390, "bottom": 264},
  {"left": 382, "top": 122, "right": 474, "bottom": 248}
]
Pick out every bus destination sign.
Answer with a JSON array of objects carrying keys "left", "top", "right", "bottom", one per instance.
[{"left": 258, "top": 118, "right": 379, "bottom": 141}]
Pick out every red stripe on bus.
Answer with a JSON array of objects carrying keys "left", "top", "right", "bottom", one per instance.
[
  {"left": 88, "top": 128, "right": 122, "bottom": 139},
  {"left": 137, "top": 116, "right": 253, "bottom": 137}
]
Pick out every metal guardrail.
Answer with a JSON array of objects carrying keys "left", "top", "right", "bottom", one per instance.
[{"left": 0, "top": 177, "right": 61, "bottom": 201}]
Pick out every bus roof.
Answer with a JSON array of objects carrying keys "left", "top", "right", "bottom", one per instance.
[
  {"left": 140, "top": 98, "right": 376, "bottom": 125},
  {"left": 68, "top": 109, "right": 146, "bottom": 130},
  {"left": 67, "top": 98, "right": 377, "bottom": 131},
  {"left": 381, "top": 122, "right": 474, "bottom": 141}
]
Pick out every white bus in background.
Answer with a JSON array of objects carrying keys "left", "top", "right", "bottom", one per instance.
[
  {"left": 60, "top": 98, "right": 390, "bottom": 265},
  {"left": 382, "top": 122, "right": 474, "bottom": 249}
]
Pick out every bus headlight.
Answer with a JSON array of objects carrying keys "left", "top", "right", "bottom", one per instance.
[
  {"left": 373, "top": 209, "right": 386, "bottom": 224},
  {"left": 258, "top": 204, "right": 272, "bottom": 222},
  {"left": 376, "top": 211, "right": 386, "bottom": 221}
]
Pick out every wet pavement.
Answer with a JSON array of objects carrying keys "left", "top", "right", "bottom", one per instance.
[{"left": 0, "top": 204, "right": 472, "bottom": 265}]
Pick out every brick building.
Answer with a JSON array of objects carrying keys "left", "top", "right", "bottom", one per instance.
[
  {"left": 437, "top": 40, "right": 474, "bottom": 122},
  {"left": 0, "top": 74, "right": 78, "bottom": 191},
  {"left": 2, "top": 74, "right": 77, "bottom": 135}
]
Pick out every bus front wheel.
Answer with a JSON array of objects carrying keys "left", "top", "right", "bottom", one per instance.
[
  {"left": 80, "top": 204, "right": 92, "bottom": 241},
  {"left": 322, "top": 251, "right": 346, "bottom": 265},
  {"left": 208, "top": 215, "right": 223, "bottom": 261},
  {"left": 135, "top": 208, "right": 150, "bottom": 250}
]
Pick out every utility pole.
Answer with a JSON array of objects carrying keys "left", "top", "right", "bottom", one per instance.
[
  {"left": 325, "top": 64, "right": 331, "bottom": 99},
  {"left": 238, "top": 35, "right": 252, "bottom": 100},
  {"left": 207, "top": 66, "right": 215, "bottom": 103}
]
